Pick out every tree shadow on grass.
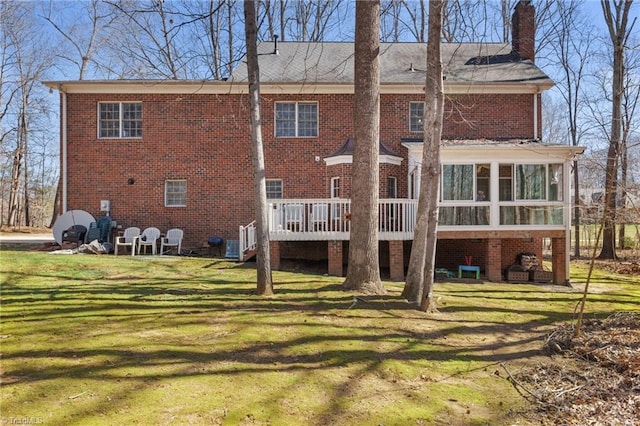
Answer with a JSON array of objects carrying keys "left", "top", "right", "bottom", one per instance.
[{"left": 2, "top": 254, "right": 637, "bottom": 425}]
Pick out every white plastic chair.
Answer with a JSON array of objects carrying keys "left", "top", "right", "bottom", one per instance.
[
  {"left": 137, "top": 227, "right": 161, "bottom": 255},
  {"left": 160, "top": 228, "right": 183, "bottom": 255},
  {"left": 115, "top": 227, "right": 140, "bottom": 256}
]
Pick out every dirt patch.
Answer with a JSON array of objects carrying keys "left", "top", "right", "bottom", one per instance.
[{"left": 511, "top": 312, "right": 640, "bottom": 425}]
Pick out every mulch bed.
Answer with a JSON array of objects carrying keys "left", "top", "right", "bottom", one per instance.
[{"left": 510, "top": 312, "right": 640, "bottom": 425}]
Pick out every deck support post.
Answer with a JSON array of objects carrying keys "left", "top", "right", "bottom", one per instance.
[
  {"left": 328, "top": 240, "right": 343, "bottom": 276},
  {"left": 551, "top": 236, "right": 567, "bottom": 285},
  {"left": 486, "top": 238, "right": 502, "bottom": 282},
  {"left": 389, "top": 240, "right": 404, "bottom": 281},
  {"left": 270, "top": 240, "right": 280, "bottom": 270}
]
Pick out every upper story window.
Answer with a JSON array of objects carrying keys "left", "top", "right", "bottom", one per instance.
[
  {"left": 409, "top": 102, "right": 424, "bottom": 132},
  {"left": 275, "top": 102, "right": 318, "bottom": 137},
  {"left": 99, "top": 102, "right": 142, "bottom": 138},
  {"left": 165, "top": 180, "right": 186, "bottom": 207},
  {"left": 266, "top": 179, "right": 283, "bottom": 199}
]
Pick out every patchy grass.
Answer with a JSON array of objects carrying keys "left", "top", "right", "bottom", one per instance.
[{"left": 0, "top": 250, "right": 638, "bottom": 426}]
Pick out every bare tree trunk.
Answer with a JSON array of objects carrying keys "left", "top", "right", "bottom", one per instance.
[
  {"left": 598, "top": 0, "right": 634, "bottom": 259},
  {"left": 244, "top": 0, "right": 274, "bottom": 296},
  {"left": 573, "top": 160, "right": 581, "bottom": 256},
  {"left": 21, "top": 108, "right": 30, "bottom": 227},
  {"left": 342, "top": 0, "right": 384, "bottom": 295},
  {"left": 618, "top": 141, "right": 627, "bottom": 248},
  {"left": 402, "top": 0, "right": 444, "bottom": 313},
  {"left": 7, "top": 143, "right": 23, "bottom": 226}
]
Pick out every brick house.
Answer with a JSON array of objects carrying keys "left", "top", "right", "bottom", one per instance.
[{"left": 45, "top": 1, "right": 583, "bottom": 284}]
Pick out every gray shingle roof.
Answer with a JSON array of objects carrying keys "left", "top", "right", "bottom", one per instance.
[{"left": 230, "top": 41, "right": 552, "bottom": 87}]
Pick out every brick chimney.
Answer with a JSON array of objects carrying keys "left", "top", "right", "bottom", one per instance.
[{"left": 511, "top": 0, "right": 535, "bottom": 62}]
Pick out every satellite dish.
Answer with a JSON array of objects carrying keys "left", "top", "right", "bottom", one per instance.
[{"left": 52, "top": 210, "right": 95, "bottom": 245}]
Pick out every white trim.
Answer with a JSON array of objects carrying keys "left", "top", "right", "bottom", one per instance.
[
  {"left": 324, "top": 154, "right": 402, "bottom": 166},
  {"left": 533, "top": 93, "right": 538, "bottom": 139},
  {"left": 44, "top": 80, "right": 554, "bottom": 96},
  {"left": 402, "top": 142, "right": 585, "bottom": 163},
  {"left": 330, "top": 177, "right": 340, "bottom": 198},
  {"left": 62, "top": 92, "right": 68, "bottom": 213}
]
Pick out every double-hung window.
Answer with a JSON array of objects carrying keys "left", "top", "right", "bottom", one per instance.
[
  {"left": 99, "top": 102, "right": 142, "bottom": 138},
  {"left": 275, "top": 102, "right": 318, "bottom": 137},
  {"left": 165, "top": 180, "right": 186, "bottom": 207},
  {"left": 409, "top": 102, "right": 424, "bottom": 132},
  {"left": 266, "top": 179, "right": 283, "bottom": 199},
  {"left": 330, "top": 177, "right": 340, "bottom": 198}
]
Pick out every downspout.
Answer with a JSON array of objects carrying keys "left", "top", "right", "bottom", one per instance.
[
  {"left": 533, "top": 92, "right": 538, "bottom": 139},
  {"left": 61, "top": 88, "right": 68, "bottom": 214}
]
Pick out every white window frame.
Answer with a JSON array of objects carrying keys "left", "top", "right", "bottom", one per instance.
[
  {"left": 98, "top": 102, "right": 143, "bottom": 138},
  {"left": 266, "top": 179, "right": 283, "bottom": 199},
  {"left": 275, "top": 102, "right": 318, "bottom": 138},
  {"left": 165, "top": 180, "right": 186, "bottom": 207},
  {"left": 387, "top": 176, "right": 397, "bottom": 198},
  {"left": 409, "top": 102, "right": 424, "bottom": 133},
  {"left": 330, "top": 177, "right": 340, "bottom": 198}
]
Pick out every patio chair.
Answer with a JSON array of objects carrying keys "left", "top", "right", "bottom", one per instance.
[
  {"left": 61, "top": 224, "right": 87, "bottom": 246},
  {"left": 115, "top": 226, "right": 140, "bottom": 256},
  {"left": 160, "top": 228, "right": 183, "bottom": 255},
  {"left": 137, "top": 227, "right": 161, "bottom": 255}
]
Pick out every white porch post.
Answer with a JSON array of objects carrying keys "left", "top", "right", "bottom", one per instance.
[{"left": 490, "top": 161, "right": 499, "bottom": 227}]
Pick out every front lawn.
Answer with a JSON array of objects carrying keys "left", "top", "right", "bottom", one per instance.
[{"left": 1, "top": 250, "right": 638, "bottom": 425}]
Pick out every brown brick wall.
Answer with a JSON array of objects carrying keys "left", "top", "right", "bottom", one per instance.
[
  {"left": 64, "top": 91, "right": 535, "bottom": 249},
  {"left": 434, "top": 237, "right": 543, "bottom": 276},
  {"left": 328, "top": 240, "right": 343, "bottom": 276}
]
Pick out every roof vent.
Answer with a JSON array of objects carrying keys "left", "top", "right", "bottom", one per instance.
[{"left": 273, "top": 35, "right": 279, "bottom": 55}]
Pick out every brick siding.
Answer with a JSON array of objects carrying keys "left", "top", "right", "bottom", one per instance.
[{"left": 65, "top": 91, "right": 535, "bottom": 249}]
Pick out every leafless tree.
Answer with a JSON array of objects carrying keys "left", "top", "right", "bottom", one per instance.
[
  {"left": 106, "top": 0, "right": 188, "bottom": 79},
  {"left": 380, "top": 0, "right": 404, "bottom": 42},
  {"left": 402, "top": 0, "right": 444, "bottom": 312},
  {"left": 1, "top": 1, "right": 53, "bottom": 227},
  {"left": 41, "top": 0, "right": 117, "bottom": 225},
  {"left": 599, "top": 0, "right": 635, "bottom": 259},
  {"left": 618, "top": 38, "right": 640, "bottom": 249},
  {"left": 244, "top": 0, "right": 274, "bottom": 296},
  {"left": 42, "top": 0, "right": 117, "bottom": 80},
  {"left": 183, "top": 0, "right": 243, "bottom": 80},
  {"left": 539, "top": 0, "right": 595, "bottom": 257},
  {"left": 342, "top": 0, "right": 384, "bottom": 294}
]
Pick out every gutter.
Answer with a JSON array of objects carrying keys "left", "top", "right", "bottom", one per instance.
[{"left": 61, "top": 88, "right": 67, "bottom": 214}]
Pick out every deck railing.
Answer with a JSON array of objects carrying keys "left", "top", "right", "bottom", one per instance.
[
  {"left": 266, "top": 198, "right": 418, "bottom": 241},
  {"left": 235, "top": 198, "right": 566, "bottom": 259}
]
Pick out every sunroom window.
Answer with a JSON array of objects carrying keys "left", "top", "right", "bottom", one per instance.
[{"left": 441, "top": 164, "right": 474, "bottom": 201}]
